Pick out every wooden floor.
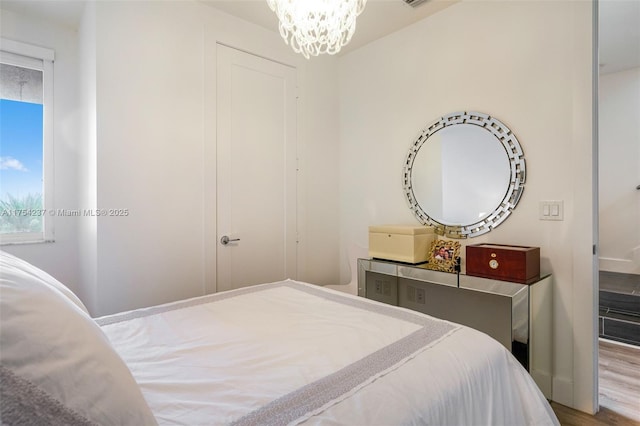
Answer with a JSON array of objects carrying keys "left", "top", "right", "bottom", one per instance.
[
  {"left": 552, "top": 403, "right": 640, "bottom": 426},
  {"left": 552, "top": 339, "right": 640, "bottom": 425}
]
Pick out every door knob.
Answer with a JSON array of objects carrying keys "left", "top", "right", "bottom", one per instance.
[{"left": 220, "top": 235, "right": 240, "bottom": 246}]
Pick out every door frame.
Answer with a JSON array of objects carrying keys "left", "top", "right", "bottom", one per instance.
[{"left": 204, "top": 41, "right": 299, "bottom": 294}]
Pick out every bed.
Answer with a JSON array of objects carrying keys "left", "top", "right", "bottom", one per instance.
[{"left": 0, "top": 250, "right": 559, "bottom": 425}]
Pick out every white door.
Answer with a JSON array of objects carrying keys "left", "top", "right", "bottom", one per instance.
[
  {"left": 216, "top": 44, "right": 297, "bottom": 292},
  {"left": 598, "top": 69, "right": 640, "bottom": 274}
]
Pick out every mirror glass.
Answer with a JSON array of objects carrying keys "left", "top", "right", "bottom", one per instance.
[{"left": 403, "top": 112, "right": 525, "bottom": 238}]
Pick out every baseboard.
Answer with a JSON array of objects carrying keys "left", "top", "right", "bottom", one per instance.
[
  {"left": 531, "top": 369, "right": 552, "bottom": 400},
  {"left": 599, "top": 258, "right": 637, "bottom": 274},
  {"left": 599, "top": 336, "right": 640, "bottom": 350},
  {"left": 552, "top": 376, "right": 573, "bottom": 407}
]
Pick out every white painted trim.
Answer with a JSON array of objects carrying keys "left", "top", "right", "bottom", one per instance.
[
  {"left": 0, "top": 50, "right": 42, "bottom": 70},
  {"left": 591, "top": 0, "right": 600, "bottom": 414},
  {"left": 599, "top": 337, "right": 640, "bottom": 351},
  {"left": 42, "top": 58, "right": 55, "bottom": 242},
  {"left": 599, "top": 257, "right": 637, "bottom": 274},
  {"left": 552, "top": 376, "right": 574, "bottom": 407},
  {"left": 0, "top": 40, "right": 56, "bottom": 244},
  {"left": 531, "top": 370, "right": 553, "bottom": 401},
  {"left": 0, "top": 232, "right": 50, "bottom": 245},
  {"left": 0, "top": 38, "right": 54, "bottom": 61},
  {"left": 203, "top": 27, "right": 217, "bottom": 295}
]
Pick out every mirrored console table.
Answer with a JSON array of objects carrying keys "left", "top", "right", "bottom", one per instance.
[{"left": 357, "top": 258, "right": 552, "bottom": 399}]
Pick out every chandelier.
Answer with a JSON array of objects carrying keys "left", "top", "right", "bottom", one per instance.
[{"left": 266, "top": 0, "right": 368, "bottom": 59}]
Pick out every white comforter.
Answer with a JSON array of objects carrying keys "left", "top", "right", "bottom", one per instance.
[{"left": 98, "top": 280, "right": 558, "bottom": 426}]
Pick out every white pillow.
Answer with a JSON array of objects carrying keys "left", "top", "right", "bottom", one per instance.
[
  {"left": 0, "top": 250, "right": 90, "bottom": 315},
  {"left": 0, "top": 253, "right": 158, "bottom": 425}
]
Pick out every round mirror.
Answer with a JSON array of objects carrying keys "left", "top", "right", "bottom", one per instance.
[{"left": 403, "top": 112, "right": 526, "bottom": 238}]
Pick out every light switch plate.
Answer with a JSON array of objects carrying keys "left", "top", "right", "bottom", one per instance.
[{"left": 539, "top": 200, "right": 564, "bottom": 221}]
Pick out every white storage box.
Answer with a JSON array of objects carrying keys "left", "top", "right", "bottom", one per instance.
[{"left": 368, "top": 225, "right": 436, "bottom": 264}]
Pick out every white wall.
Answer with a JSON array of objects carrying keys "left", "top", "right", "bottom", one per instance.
[
  {"left": 75, "top": 1, "right": 341, "bottom": 316},
  {"left": 0, "top": 9, "right": 81, "bottom": 296},
  {"left": 77, "top": 1, "right": 98, "bottom": 312},
  {"left": 1, "top": 2, "right": 341, "bottom": 315},
  {"left": 599, "top": 67, "right": 640, "bottom": 274},
  {"left": 90, "top": 1, "right": 208, "bottom": 314},
  {"left": 338, "top": 0, "right": 595, "bottom": 412},
  {"left": 298, "top": 57, "right": 341, "bottom": 284}
]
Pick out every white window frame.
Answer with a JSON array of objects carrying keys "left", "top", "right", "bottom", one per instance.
[{"left": 0, "top": 38, "right": 55, "bottom": 244}]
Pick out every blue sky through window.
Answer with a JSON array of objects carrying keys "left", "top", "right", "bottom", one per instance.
[{"left": 0, "top": 99, "right": 43, "bottom": 199}]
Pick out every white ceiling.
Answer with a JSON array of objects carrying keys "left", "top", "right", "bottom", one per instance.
[
  {"left": 1, "top": 0, "right": 639, "bottom": 73},
  {"left": 199, "top": 0, "right": 459, "bottom": 55},
  {"left": 0, "top": 0, "right": 85, "bottom": 29}
]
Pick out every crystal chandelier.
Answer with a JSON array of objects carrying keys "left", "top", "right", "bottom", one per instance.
[{"left": 266, "top": 0, "right": 368, "bottom": 59}]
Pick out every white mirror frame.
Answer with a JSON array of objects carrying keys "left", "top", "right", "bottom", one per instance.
[{"left": 403, "top": 111, "right": 526, "bottom": 238}]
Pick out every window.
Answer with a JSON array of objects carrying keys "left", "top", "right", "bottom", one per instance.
[{"left": 0, "top": 39, "right": 54, "bottom": 244}]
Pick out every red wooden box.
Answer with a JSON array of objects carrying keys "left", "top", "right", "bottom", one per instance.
[{"left": 465, "top": 244, "right": 540, "bottom": 284}]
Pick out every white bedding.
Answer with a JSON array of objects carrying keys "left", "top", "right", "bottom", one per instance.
[
  {"left": 0, "top": 250, "right": 158, "bottom": 425},
  {"left": 98, "top": 279, "right": 558, "bottom": 426}
]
